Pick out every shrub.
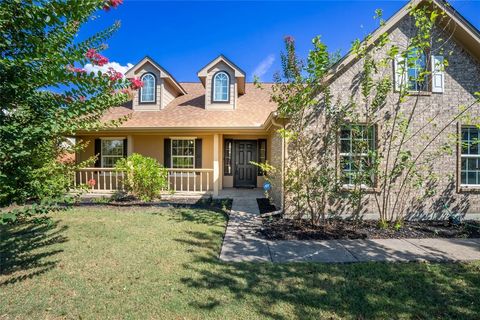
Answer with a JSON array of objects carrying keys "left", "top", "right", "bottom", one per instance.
[{"left": 115, "top": 154, "right": 168, "bottom": 201}]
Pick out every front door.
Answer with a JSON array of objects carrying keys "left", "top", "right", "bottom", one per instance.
[{"left": 234, "top": 140, "right": 257, "bottom": 188}]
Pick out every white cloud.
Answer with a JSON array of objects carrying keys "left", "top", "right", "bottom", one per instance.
[
  {"left": 251, "top": 54, "right": 275, "bottom": 81},
  {"left": 84, "top": 61, "right": 134, "bottom": 76}
]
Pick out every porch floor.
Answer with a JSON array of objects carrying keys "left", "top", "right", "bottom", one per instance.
[{"left": 215, "top": 188, "right": 265, "bottom": 199}]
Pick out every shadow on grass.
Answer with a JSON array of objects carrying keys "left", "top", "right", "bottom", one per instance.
[
  {"left": 178, "top": 229, "right": 480, "bottom": 319},
  {"left": 149, "top": 198, "right": 232, "bottom": 226},
  {"left": 0, "top": 220, "right": 68, "bottom": 286}
]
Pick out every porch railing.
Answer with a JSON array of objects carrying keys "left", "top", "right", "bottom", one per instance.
[
  {"left": 73, "top": 168, "right": 214, "bottom": 193},
  {"left": 73, "top": 168, "right": 125, "bottom": 192},
  {"left": 167, "top": 168, "right": 213, "bottom": 193}
]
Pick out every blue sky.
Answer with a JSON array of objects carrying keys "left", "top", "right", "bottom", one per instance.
[{"left": 80, "top": 0, "right": 480, "bottom": 82}]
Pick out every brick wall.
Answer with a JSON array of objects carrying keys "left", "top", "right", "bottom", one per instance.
[
  {"left": 287, "top": 15, "right": 480, "bottom": 220},
  {"left": 268, "top": 128, "right": 284, "bottom": 209}
]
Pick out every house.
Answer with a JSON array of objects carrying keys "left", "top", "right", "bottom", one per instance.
[
  {"left": 75, "top": 0, "right": 480, "bottom": 219},
  {"left": 305, "top": 0, "right": 480, "bottom": 219},
  {"left": 74, "top": 55, "right": 285, "bottom": 206}
]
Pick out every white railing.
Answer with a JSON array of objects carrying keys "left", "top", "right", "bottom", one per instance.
[
  {"left": 73, "top": 168, "right": 125, "bottom": 193},
  {"left": 73, "top": 168, "right": 214, "bottom": 194},
  {"left": 167, "top": 168, "right": 214, "bottom": 193}
]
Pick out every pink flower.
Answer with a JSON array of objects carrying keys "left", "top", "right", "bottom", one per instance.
[
  {"left": 129, "top": 77, "right": 144, "bottom": 90},
  {"left": 103, "top": 0, "right": 123, "bottom": 11},
  {"left": 85, "top": 48, "right": 109, "bottom": 66},
  {"left": 95, "top": 55, "right": 109, "bottom": 66},
  {"left": 79, "top": 95, "right": 86, "bottom": 102},
  {"left": 87, "top": 178, "right": 96, "bottom": 187},
  {"left": 66, "top": 65, "right": 86, "bottom": 73},
  {"left": 284, "top": 35, "right": 295, "bottom": 44},
  {"left": 106, "top": 67, "right": 123, "bottom": 81},
  {"left": 85, "top": 48, "right": 97, "bottom": 59}
]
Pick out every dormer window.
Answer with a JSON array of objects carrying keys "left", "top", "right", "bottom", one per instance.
[
  {"left": 140, "top": 73, "right": 155, "bottom": 103},
  {"left": 213, "top": 71, "right": 229, "bottom": 102}
]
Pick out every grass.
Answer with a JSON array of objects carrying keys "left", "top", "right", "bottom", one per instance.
[{"left": 1, "top": 204, "right": 480, "bottom": 320}]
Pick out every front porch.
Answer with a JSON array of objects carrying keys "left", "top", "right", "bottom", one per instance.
[{"left": 73, "top": 132, "right": 274, "bottom": 197}]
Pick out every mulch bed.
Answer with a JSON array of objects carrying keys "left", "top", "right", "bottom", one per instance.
[
  {"left": 256, "top": 198, "right": 277, "bottom": 214},
  {"left": 261, "top": 218, "right": 480, "bottom": 240},
  {"left": 77, "top": 195, "right": 233, "bottom": 211}
]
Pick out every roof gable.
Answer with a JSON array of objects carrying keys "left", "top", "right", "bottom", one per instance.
[
  {"left": 327, "top": 0, "right": 480, "bottom": 82},
  {"left": 197, "top": 55, "right": 246, "bottom": 94},
  {"left": 125, "top": 56, "right": 187, "bottom": 95}
]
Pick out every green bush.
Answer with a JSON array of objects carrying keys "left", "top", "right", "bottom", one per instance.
[{"left": 115, "top": 154, "right": 168, "bottom": 202}]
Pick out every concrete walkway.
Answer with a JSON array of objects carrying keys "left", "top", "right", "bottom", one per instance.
[
  {"left": 220, "top": 198, "right": 480, "bottom": 263},
  {"left": 220, "top": 194, "right": 272, "bottom": 262}
]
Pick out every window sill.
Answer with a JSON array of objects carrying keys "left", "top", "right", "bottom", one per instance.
[
  {"left": 407, "top": 91, "right": 432, "bottom": 96},
  {"left": 458, "top": 185, "right": 480, "bottom": 193},
  {"left": 341, "top": 185, "right": 379, "bottom": 193}
]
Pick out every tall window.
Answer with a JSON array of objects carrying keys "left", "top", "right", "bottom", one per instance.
[
  {"left": 224, "top": 139, "right": 233, "bottom": 175},
  {"left": 140, "top": 73, "right": 155, "bottom": 103},
  {"left": 101, "top": 139, "right": 124, "bottom": 168},
  {"left": 407, "top": 49, "right": 428, "bottom": 91},
  {"left": 213, "top": 72, "right": 229, "bottom": 102},
  {"left": 339, "top": 125, "right": 376, "bottom": 186},
  {"left": 258, "top": 139, "right": 267, "bottom": 176},
  {"left": 172, "top": 139, "right": 195, "bottom": 168},
  {"left": 461, "top": 126, "right": 480, "bottom": 186}
]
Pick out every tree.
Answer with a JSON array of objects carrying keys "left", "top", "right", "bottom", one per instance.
[
  {"left": 0, "top": 0, "right": 141, "bottom": 208},
  {"left": 269, "top": 36, "right": 346, "bottom": 225},
  {"left": 270, "top": 2, "right": 480, "bottom": 226}
]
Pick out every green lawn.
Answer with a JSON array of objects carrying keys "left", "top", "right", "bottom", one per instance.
[{"left": 1, "top": 205, "right": 480, "bottom": 320}]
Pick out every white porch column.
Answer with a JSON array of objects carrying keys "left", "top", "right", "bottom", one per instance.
[
  {"left": 213, "top": 134, "right": 220, "bottom": 196},
  {"left": 127, "top": 135, "right": 134, "bottom": 155}
]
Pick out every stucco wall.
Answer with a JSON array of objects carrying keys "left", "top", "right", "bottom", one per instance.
[{"left": 77, "top": 134, "right": 214, "bottom": 169}]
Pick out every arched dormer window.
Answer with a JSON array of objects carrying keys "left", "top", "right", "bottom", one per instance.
[
  {"left": 140, "top": 73, "right": 155, "bottom": 103},
  {"left": 212, "top": 71, "right": 229, "bottom": 102}
]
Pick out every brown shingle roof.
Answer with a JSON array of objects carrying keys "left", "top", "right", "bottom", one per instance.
[{"left": 101, "top": 83, "right": 277, "bottom": 129}]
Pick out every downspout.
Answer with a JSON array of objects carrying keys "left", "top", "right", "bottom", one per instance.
[{"left": 270, "top": 111, "right": 286, "bottom": 214}]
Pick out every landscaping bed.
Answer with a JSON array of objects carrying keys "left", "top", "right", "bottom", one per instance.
[
  {"left": 78, "top": 194, "right": 232, "bottom": 211},
  {"left": 256, "top": 198, "right": 277, "bottom": 214},
  {"left": 261, "top": 218, "right": 480, "bottom": 240}
]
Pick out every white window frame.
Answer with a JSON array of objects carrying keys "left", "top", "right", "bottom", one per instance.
[
  {"left": 100, "top": 137, "right": 125, "bottom": 168},
  {"left": 213, "top": 72, "right": 229, "bottom": 102},
  {"left": 406, "top": 49, "right": 429, "bottom": 92},
  {"left": 171, "top": 138, "right": 195, "bottom": 169},
  {"left": 339, "top": 125, "right": 376, "bottom": 188},
  {"left": 140, "top": 73, "right": 155, "bottom": 103},
  {"left": 460, "top": 126, "right": 480, "bottom": 187}
]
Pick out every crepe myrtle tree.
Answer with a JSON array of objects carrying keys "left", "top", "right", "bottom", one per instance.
[
  {"left": 0, "top": 0, "right": 143, "bottom": 210},
  {"left": 268, "top": 2, "right": 480, "bottom": 227},
  {"left": 265, "top": 35, "right": 348, "bottom": 226}
]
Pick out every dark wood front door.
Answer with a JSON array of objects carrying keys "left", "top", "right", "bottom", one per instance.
[{"left": 234, "top": 140, "right": 257, "bottom": 188}]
